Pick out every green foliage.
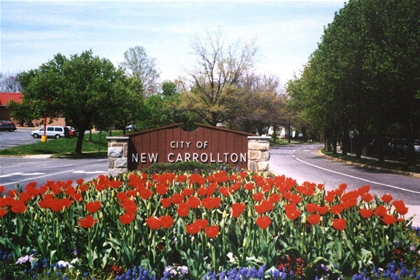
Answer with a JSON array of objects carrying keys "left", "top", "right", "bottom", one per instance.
[
  {"left": 145, "top": 161, "right": 231, "bottom": 174},
  {"left": 287, "top": 0, "right": 420, "bottom": 162},
  {"left": 138, "top": 81, "right": 199, "bottom": 131},
  {"left": 16, "top": 50, "right": 135, "bottom": 154}
]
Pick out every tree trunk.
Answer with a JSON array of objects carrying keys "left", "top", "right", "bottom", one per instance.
[
  {"left": 272, "top": 126, "right": 277, "bottom": 143},
  {"left": 75, "top": 130, "right": 86, "bottom": 154}
]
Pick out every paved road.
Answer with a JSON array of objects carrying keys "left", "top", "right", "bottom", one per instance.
[
  {"left": 0, "top": 156, "right": 108, "bottom": 190},
  {"left": 269, "top": 143, "right": 420, "bottom": 226}
]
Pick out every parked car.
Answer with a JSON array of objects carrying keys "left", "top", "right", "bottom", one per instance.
[
  {"left": 388, "top": 138, "right": 420, "bottom": 157},
  {"left": 0, "top": 121, "right": 16, "bottom": 132},
  {"left": 31, "top": 126, "right": 70, "bottom": 139},
  {"left": 362, "top": 137, "right": 391, "bottom": 156},
  {"left": 67, "top": 126, "right": 78, "bottom": 137},
  {"left": 126, "top": 124, "right": 137, "bottom": 132}
]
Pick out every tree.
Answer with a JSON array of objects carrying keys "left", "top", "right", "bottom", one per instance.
[
  {"left": 0, "top": 72, "right": 23, "bottom": 92},
  {"left": 227, "top": 73, "right": 288, "bottom": 135},
  {"left": 120, "top": 46, "right": 160, "bottom": 96},
  {"left": 139, "top": 81, "right": 199, "bottom": 130},
  {"left": 17, "top": 50, "right": 128, "bottom": 154},
  {"left": 180, "top": 30, "right": 258, "bottom": 126},
  {"left": 287, "top": 0, "right": 420, "bottom": 164},
  {"left": 16, "top": 55, "right": 66, "bottom": 132},
  {"left": 111, "top": 76, "right": 145, "bottom": 134}
]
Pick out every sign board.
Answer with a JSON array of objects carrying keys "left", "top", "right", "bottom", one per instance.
[{"left": 127, "top": 123, "right": 255, "bottom": 170}]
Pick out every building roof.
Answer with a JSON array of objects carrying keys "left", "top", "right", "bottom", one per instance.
[{"left": 0, "top": 92, "right": 23, "bottom": 106}]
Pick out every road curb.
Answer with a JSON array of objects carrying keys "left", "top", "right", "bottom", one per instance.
[
  {"left": 317, "top": 150, "right": 420, "bottom": 179},
  {"left": 22, "top": 154, "right": 53, "bottom": 159}
]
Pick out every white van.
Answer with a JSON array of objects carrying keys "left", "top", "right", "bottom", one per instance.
[{"left": 31, "top": 126, "right": 69, "bottom": 139}]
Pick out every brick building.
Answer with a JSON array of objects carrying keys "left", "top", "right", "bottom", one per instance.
[{"left": 0, "top": 92, "right": 66, "bottom": 127}]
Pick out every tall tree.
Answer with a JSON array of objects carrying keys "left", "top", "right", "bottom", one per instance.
[
  {"left": 120, "top": 46, "right": 160, "bottom": 96},
  {"left": 287, "top": 0, "right": 420, "bottom": 162},
  {"left": 17, "top": 50, "right": 128, "bottom": 154},
  {"left": 180, "top": 30, "right": 258, "bottom": 126}
]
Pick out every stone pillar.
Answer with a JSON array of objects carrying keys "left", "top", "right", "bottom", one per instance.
[
  {"left": 107, "top": 136, "right": 130, "bottom": 177},
  {"left": 248, "top": 136, "right": 270, "bottom": 172}
]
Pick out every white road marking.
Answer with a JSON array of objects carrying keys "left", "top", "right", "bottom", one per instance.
[
  {"left": 292, "top": 153, "right": 420, "bottom": 195},
  {"left": 0, "top": 172, "right": 45, "bottom": 178}
]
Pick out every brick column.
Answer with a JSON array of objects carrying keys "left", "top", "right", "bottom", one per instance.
[
  {"left": 107, "top": 136, "right": 129, "bottom": 177},
  {"left": 247, "top": 136, "right": 270, "bottom": 172}
]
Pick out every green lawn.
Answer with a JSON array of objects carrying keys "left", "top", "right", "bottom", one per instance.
[{"left": 0, "top": 130, "right": 124, "bottom": 157}]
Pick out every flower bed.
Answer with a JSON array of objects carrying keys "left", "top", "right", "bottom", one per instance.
[{"left": 0, "top": 169, "right": 419, "bottom": 279}]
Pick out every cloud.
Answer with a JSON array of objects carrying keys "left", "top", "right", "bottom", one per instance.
[{"left": 1, "top": 1, "right": 345, "bottom": 84}]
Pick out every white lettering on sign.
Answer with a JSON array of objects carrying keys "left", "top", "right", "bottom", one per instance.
[
  {"left": 196, "top": 141, "right": 208, "bottom": 149},
  {"left": 132, "top": 153, "right": 159, "bottom": 163},
  {"left": 163, "top": 152, "right": 247, "bottom": 163},
  {"left": 170, "top": 141, "right": 191, "bottom": 149},
  {"left": 132, "top": 140, "right": 247, "bottom": 165}
]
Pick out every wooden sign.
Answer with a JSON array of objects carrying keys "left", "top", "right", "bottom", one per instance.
[{"left": 127, "top": 123, "right": 255, "bottom": 170}]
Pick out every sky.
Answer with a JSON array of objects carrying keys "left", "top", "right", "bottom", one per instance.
[{"left": 1, "top": 1, "right": 346, "bottom": 87}]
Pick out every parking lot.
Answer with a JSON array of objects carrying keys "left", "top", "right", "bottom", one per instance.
[{"left": 0, "top": 127, "right": 42, "bottom": 150}]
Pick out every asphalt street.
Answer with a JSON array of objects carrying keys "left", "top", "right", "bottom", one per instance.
[
  {"left": 269, "top": 143, "right": 420, "bottom": 227},
  {"left": 0, "top": 127, "right": 108, "bottom": 189}
]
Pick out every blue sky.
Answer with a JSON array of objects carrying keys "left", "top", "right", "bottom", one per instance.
[{"left": 1, "top": 1, "right": 345, "bottom": 85}]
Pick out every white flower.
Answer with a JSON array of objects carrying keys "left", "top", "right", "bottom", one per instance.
[
  {"left": 15, "top": 254, "right": 34, "bottom": 265},
  {"left": 57, "top": 260, "right": 73, "bottom": 269},
  {"left": 164, "top": 266, "right": 177, "bottom": 277},
  {"left": 227, "top": 252, "right": 237, "bottom": 263},
  {"left": 178, "top": 265, "right": 188, "bottom": 275}
]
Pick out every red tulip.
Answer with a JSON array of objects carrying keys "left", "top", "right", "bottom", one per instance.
[
  {"left": 305, "top": 203, "right": 318, "bottom": 213},
  {"left": 119, "top": 213, "right": 135, "bottom": 225},
  {"left": 231, "top": 203, "right": 246, "bottom": 218},
  {"left": 86, "top": 201, "right": 101, "bottom": 213},
  {"left": 256, "top": 216, "right": 272, "bottom": 229},
  {"left": 79, "top": 215, "right": 97, "bottom": 229},
  {"left": 381, "top": 194, "right": 393, "bottom": 203},
  {"left": 359, "top": 208, "right": 373, "bottom": 219},
  {"left": 146, "top": 216, "right": 161, "bottom": 230},
  {"left": 186, "top": 196, "right": 201, "bottom": 208},
  {"left": 285, "top": 208, "right": 301, "bottom": 220},
  {"left": 177, "top": 202, "right": 189, "bottom": 217},
  {"left": 0, "top": 208, "right": 8, "bottom": 217},
  {"left": 382, "top": 214, "right": 396, "bottom": 225},
  {"left": 205, "top": 225, "right": 219, "bottom": 238},
  {"left": 317, "top": 205, "right": 329, "bottom": 215},
  {"left": 332, "top": 218, "right": 346, "bottom": 231},
  {"left": 307, "top": 214, "right": 321, "bottom": 225},
  {"left": 159, "top": 216, "right": 174, "bottom": 229}
]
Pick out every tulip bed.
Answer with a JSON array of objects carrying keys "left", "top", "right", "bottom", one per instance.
[{"left": 0, "top": 167, "right": 419, "bottom": 279}]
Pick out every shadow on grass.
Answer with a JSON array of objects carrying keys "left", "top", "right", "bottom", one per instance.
[{"left": 52, "top": 152, "right": 107, "bottom": 159}]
